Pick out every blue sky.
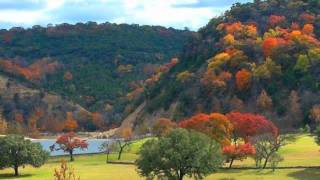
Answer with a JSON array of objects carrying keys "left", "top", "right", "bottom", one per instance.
[{"left": 0, "top": 0, "right": 252, "bottom": 30}]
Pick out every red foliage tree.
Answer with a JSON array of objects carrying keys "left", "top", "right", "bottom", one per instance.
[
  {"left": 235, "top": 69, "right": 251, "bottom": 91},
  {"left": 226, "top": 112, "right": 278, "bottom": 142},
  {"left": 223, "top": 143, "right": 256, "bottom": 168},
  {"left": 300, "top": 13, "right": 316, "bottom": 23},
  {"left": 50, "top": 132, "right": 88, "bottom": 161},
  {"left": 179, "top": 113, "right": 233, "bottom": 145},
  {"left": 268, "top": 15, "right": 286, "bottom": 27}
]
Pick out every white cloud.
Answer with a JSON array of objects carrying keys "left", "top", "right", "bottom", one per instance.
[{"left": 0, "top": 0, "right": 251, "bottom": 30}]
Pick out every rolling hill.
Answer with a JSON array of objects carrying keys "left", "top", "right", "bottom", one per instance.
[{"left": 132, "top": 0, "right": 320, "bottom": 131}]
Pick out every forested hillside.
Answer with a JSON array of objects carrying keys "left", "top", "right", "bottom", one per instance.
[
  {"left": 0, "top": 22, "right": 191, "bottom": 129},
  {"left": 136, "top": 0, "right": 320, "bottom": 130}
]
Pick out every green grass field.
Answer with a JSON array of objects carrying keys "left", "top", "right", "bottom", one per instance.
[{"left": 1, "top": 134, "right": 320, "bottom": 180}]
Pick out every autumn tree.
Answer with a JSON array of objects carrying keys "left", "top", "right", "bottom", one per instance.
[
  {"left": 0, "top": 117, "right": 7, "bottom": 134},
  {"left": 226, "top": 112, "right": 278, "bottom": 142},
  {"left": 223, "top": 143, "right": 256, "bottom": 168},
  {"left": 50, "top": 132, "right": 88, "bottom": 161},
  {"left": 302, "top": 24, "right": 314, "bottom": 35},
  {"left": 229, "top": 96, "right": 245, "bottom": 112},
  {"left": 180, "top": 113, "right": 233, "bottom": 145},
  {"left": 152, "top": 118, "right": 177, "bottom": 137},
  {"left": 54, "top": 160, "right": 80, "bottom": 180},
  {"left": 223, "top": 34, "right": 236, "bottom": 45},
  {"left": 47, "top": 117, "right": 64, "bottom": 133},
  {"left": 300, "top": 13, "right": 316, "bottom": 23},
  {"left": 262, "top": 37, "right": 283, "bottom": 57},
  {"left": 253, "top": 58, "right": 282, "bottom": 79},
  {"left": 115, "top": 127, "right": 134, "bottom": 160},
  {"left": 235, "top": 69, "right": 251, "bottom": 90},
  {"left": 91, "top": 112, "right": 104, "bottom": 130},
  {"left": 208, "top": 52, "right": 231, "bottom": 70},
  {"left": 28, "top": 108, "right": 43, "bottom": 138},
  {"left": 176, "top": 71, "right": 194, "bottom": 83},
  {"left": 310, "top": 105, "right": 320, "bottom": 125},
  {"left": 64, "top": 112, "right": 78, "bottom": 132},
  {"left": 201, "top": 71, "right": 232, "bottom": 88},
  {"left": 256, "top": 90, "right": 273, "bottom": 111},
  {"left": 268, "top": 15, "right": 286, "bottom": 27}
]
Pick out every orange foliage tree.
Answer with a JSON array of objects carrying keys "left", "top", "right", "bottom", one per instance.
[
  {"left": 310, "top": 105, "right": 320, "bottom": 124},
  {"left": 64, "top": 112, "right": 78, "bottom": 132},
  {"left": 201, "top": 71, "right": 232, "bottom": 88},
  {"left": 262, "top": 37, "right": 282, "bottom": 57},
  {"left": 235, "top": 69, "right": 251, "bottom": 91},
  {"left": 0, "top": 118, "right": 7, "bottom": 134},
  {"left": 0, "top": 59, "right": 58, "bottom": 81},
  {"left": 179, "top": 113, "right": 233, "bottom": 145},
  {"left": 302, "top": 24, "right": 314, "bottom": 35},
  {"left": 223, "top": 34, "right": 236, "bottom": 45}
]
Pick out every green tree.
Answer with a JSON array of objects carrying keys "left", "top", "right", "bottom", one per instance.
[
  {"left": 0, "top": 135, "right": 49, "bottom": 176},
  {"left": 136, "top": 129, "right": 223, "bottom": 180},
  {"left": 252, "top": 134, "right": 294, "bottom": 169},
  {"left": 294, "top": 54, "right": 310, "bottom": 72},
  {"left": 315, "top": 125, "right": 320, "bottom": 145}
]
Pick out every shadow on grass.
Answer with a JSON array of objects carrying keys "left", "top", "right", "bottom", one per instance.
[
  {"left": 0, "top": 174, "right": 33, "bottom": 179},
  {"left": 287, "top": 168, "right": 320, "bottom": 180},
  {"left": 220, "top": 169, "right": 275, "bottom": 175}
]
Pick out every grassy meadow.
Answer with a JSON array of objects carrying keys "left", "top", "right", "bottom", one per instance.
[{"left": 0, "top": 134, "right": 320, "bottom": 180}]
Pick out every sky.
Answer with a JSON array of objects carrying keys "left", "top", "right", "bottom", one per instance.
[{"left": 0, "top": 0, "right": 252, "bottom": 30}]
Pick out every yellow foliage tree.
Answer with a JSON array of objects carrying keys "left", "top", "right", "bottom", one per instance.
[
  {"left": 208, "top": 52, "right": 231, "bottom": 70},
  {"left": 176, "top": 71, "right": 194, "bottom": 83}
]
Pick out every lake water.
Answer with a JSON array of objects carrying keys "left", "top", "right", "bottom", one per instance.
[{"left": 32, "top": 139, "right": 112, "bottom": 156}]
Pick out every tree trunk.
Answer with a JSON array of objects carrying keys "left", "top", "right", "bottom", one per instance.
[
  {"left": 118, "top": 147, "right": 124, "bottom": 160},
  {"left": 14, "top": 165, "right": 19, "bottom": 176},
  {"left": 179, "top": 173, "right": 184, "bottom": 180},
  {"left": 70, "top": 150, "right": 74, "bottom": 161},
  {"left": 229, "top": 158, "right": 234, "bottom": 168},
  {"left": 263, "top": 156, "right": 269, "bottom": 169},
  {"left": 106, "top": 153, "right": 109, "bottom": 163}
]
